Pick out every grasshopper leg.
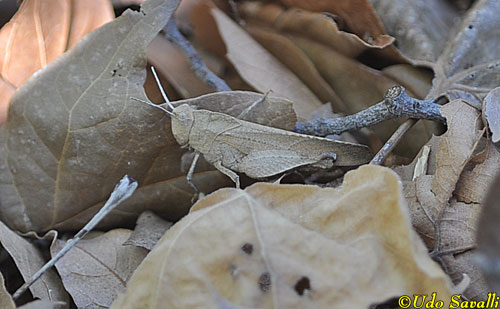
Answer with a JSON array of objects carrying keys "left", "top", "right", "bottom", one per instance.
[
  {"left": 214, "top": 161, "right": 240, "bottom": 188},
  {"left": 186, "top": 152, "right": 201, "bottom": 200}
]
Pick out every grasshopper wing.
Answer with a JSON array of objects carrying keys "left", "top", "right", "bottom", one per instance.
[{"left": 237, "top": 150, "right": 333, "bottom": 179}]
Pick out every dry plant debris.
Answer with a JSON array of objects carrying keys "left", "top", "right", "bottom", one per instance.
[{"left": 0, "top": 0, "right": 498, "bottom": 307}]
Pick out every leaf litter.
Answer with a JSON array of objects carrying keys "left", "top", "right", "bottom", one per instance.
[{"left": 0, "top": 0, "right": 498, "bottom": 307}]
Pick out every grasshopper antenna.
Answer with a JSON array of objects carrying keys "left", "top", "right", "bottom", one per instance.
[
  {"left": 151, "top": 66, "right": 175, "bottom": 111},
  {"left": 131, "top": 97, "right": 173, "bottom": 116}
]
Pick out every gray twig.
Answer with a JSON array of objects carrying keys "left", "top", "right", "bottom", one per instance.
[
  {"left": 165, "top": 20, "right": 231, "bottom": 92},
  {"left": 12, "top": 175, "right": 138, "bottom": 300},
  {"left": 370, "top": 119, "right": 417, "bottom": 165},
  {"left": 295, "top": 86, "right": 445, "bottom": 136}
]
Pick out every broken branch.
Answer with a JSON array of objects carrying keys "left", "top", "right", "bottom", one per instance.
[{"left": 295, "top": 86, "right": 445, "bottom": 136}]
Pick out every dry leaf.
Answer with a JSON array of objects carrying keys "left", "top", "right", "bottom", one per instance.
[
  {"left": 244, "top": 25, "right": 347, "bottom": 113},
  {"left": 0, "top": 271, "right": 15, "bottom": 309},
  {"left": 397, "top": 101, "right": 487, "bottom": 299},
  {"left": 0, "top": 221, "right": 68, "bottom": 304},
  {"left": 483, "top": 87, "right": 500, "bottom": 147},
  {"left": 239, "top": 2, "right": 392, "bottom": 58},
  {"left": 371, "top": 0, "right": 461, "bottom": 65},
  {"left": 124, "top": 211, "right": 172, "bottom": 250},
  {"left": 277, "top": 0, "right": 392, "bottom": 48},
  {"left": 381, "top": 64, "right": 433, "bottom": 99},
  {"left": 432, "top": 100, "right": 483, "bottom": 205},
  {"left": 111, "top": 165, "right": 453, "bottom": 309},
  {"left": 189, "top": 0, "right": 226, "bottom": 57},
  {"left": 211, "top": 7, "right": 322, "bottom": 120},
  {"left": 477, "top": 170, "right": 500, "bottom": 293},
  {"left": 439, "top": 200, "right": 484, "bottom": 299},
  {"left": 290, "top": 36, "right": 397, "bottom": 114},
  {"left": 147, "top": 35, "right": 213, "bottom": 98},
  {"left": 51, "top": 229, "right": 148, "bottom": 308},
  {"left": 0, "top": 0, "right": 114, "bottom": 126},
  {"left": 455, "top": 144, "right": 500, "bottom": 204},
  {"left": 428, "top": 0, "right": 500, "bottom": 108}
]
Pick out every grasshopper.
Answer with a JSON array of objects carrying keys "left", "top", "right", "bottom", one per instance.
[{"left": 139, "top": 68, "right": 371, "bottom": 192}]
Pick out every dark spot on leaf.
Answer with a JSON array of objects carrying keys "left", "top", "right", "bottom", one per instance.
[
  {"left": 241, "top": 243, "right": 253, "bottom": 255},
  {"left": 258, "top": 272, "right": 271, "bottom": 293},
  {"left": 294, "top": 276, "right": 311, "bottom": 296}
]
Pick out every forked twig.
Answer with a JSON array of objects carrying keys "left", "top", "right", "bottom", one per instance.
[{"left": 12, "top": 175, "right": 138, "bottom": 300}]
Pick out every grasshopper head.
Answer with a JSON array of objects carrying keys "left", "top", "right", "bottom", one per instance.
[{"left": 171, "top": 104, "right": 195, "bottom": 146}]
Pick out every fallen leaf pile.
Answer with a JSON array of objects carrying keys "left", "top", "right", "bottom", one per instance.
[{"left": 0, "top": 0, "right": 498, "bottom": 307}]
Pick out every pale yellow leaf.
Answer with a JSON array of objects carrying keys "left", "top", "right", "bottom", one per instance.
[{"left": 112, "top": 165, "right": 453, "bottom": 309}]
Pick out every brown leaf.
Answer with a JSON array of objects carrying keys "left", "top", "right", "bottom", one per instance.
[
  {"left": 371, "top": 0, "right": 461, "bottom": 64},
  {"left": 123, "top": 211, "right": 172, "bottom": 251},
  {"left": 189, "top": 0, "right": 226, "bottom": 57},
  {"left": 438, "top": 200, "right": 485, "bottom": 299},
  {"left": 277, "top": 0, "right": 392, "bottom": 49},
  {"left": 147, "top": 35, "right": 213, "bottom": 98},
  {"left": 0, "top": 221, "right": 68, "bottom": 304},
  {"left": 211, "top": 7, "right": 322, "bottom": 120},
  {"left": 432, "top": 100, "right": 484, "bottom": 205},
  {"left": 0, "top": 0, "right": 114, "bottom": 126},
  {"left": 477, "top": 170, "right": 500, "bottom": 293},
  {"left": 382, "top": 64, "right": 433, "bottom": 99},
  {"left": 455, "top": 144, "right": 500, "bottom": 204},
  {"left": 111, "top": 165, "right": 453, "bottom": 308},
  {"left": 244, "top": 25, "right": 347, "bottom": 113},
  {"left": 483, "top": 87, "right": 500, "bottom": 147},
  {"left": 239, "top": 2, "right": 392, "bottom": 58},
  {"left": 428, "top": 0, "right": 500, "bottom": 107},
  {"left": 51, "top": 229, "right": 148, "bottom": 308},
  {"left": 0, "top": 271, "right": 15, "bottom": 309}
]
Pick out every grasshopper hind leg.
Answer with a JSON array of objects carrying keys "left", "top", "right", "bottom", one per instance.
[{"left": 214, "top": 161, "right": 240, "bottom": 188}]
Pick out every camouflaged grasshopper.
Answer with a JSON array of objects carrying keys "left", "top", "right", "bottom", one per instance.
[{"left": 139, "top": 68, "right": 371, "bottom": 193}]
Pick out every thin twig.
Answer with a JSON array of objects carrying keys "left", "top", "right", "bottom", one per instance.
[
  {"left": 370, "top": 119, "right": 417, "bottom": 165},
  {"left": 165, "top": 20, "right": 231, "bottom": 92},
  {"left": 295, "top": 86, "right": 445, "bottom": 136},
  {"left": 12, "top": 175, "right": 138, "bottom": 300}
]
